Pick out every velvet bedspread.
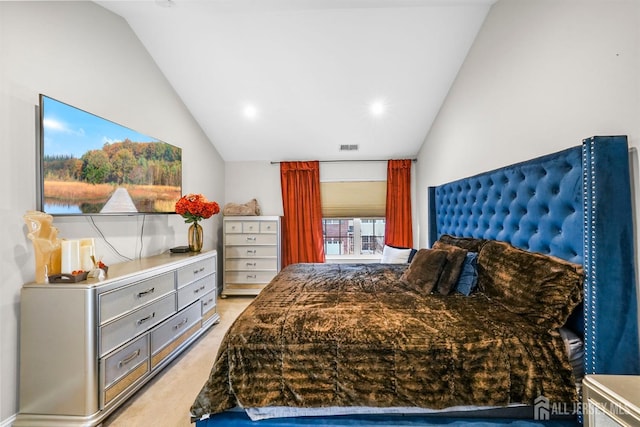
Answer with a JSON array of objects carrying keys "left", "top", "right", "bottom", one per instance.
[{"left": 191, "top": 263, "right": 577, "bottom": 420}]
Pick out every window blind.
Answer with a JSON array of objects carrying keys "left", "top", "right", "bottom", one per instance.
[{"left": 320, "top": 181, "right": 386, "bottom": 218}]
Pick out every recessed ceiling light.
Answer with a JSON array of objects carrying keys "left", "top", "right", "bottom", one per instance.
[
  {"left": 155, "top": 0, "right": 175, "bottom": 8},
  {"left": 370, "top": 100, "right": 386, "bottom": 117},
  {"left": 243, "top": 104, "right": 258, "bottom": 120}
]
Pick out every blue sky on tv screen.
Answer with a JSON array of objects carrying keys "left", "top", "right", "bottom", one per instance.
[{"left": 42, "top": 96, "right": 160, "bottom": 158}]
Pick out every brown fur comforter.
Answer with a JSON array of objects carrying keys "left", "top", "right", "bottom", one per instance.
[{"left": 191, "top": 263, "right": 577, "bottom": 419}]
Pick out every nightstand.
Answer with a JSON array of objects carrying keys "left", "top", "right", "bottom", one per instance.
[{"left": 583, "top": 375, "right": 640, "bottom": 426}]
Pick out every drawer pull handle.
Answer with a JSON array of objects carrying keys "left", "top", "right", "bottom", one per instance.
[
  {"left": 247, "top": 250, "right": 256, "bottom": 255},
  {"left": 194, "top": 285, "right": 206, "bottom": 294},
  {"left": 136, "top": 312, "right": 155, "bottom": 326},
  {"left": 203, "top": 298, "right": 214, "bottom": 307},
  {"left": 246, "top": 262, "right": 257, "bottom": 267},
  {"left": 193, "top": 267, "right": 205, "bottom": 275},
  {"left": 118, "top": 349, "right": 141, "bottom": 368},
  {"left": 247, "top": 274, "right": 257, "bottom": 279},
  {"left": 137, "top": 287, "right": 155, "bottom": 298},
  {"left": 246, "top": 237, "right": 257, "bottom": 242},
  {"left": 174, "top": 317, "right": 188, "bottom": 330}
]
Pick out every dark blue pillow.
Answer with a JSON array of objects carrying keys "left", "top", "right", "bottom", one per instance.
[{"left": 455, "top": 252, "right": 478, "bottom": 296}]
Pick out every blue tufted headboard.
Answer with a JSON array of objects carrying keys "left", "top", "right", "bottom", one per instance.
[{"left": 428, "top": 135, "right": 639, "bottom": 377}]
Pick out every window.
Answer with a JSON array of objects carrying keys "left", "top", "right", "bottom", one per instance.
[
  {"left": 320, "top": 179, "right": 387, "bottom": 259},
  {"left": 322, "top": 218, "right": 385, "bottom": 256}
]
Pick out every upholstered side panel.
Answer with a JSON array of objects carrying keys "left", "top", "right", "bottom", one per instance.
[{"left": 582, "top": 135, "right": 639, "bottom": 375}]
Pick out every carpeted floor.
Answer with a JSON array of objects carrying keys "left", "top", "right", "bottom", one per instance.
[{"left": 102, "top": 296, "right": 253, "bottom": 427}]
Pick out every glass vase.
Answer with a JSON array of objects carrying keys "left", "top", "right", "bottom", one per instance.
[{"left": 188, "top": 222, "right": 203, "bottom": 252}]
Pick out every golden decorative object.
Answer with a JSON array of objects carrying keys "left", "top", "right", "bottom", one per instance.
[
  {"left": 188, "top": 222, "right": 203, "bottom": 252},
  {"left": 23, "top": 210, "right": 61, "bottom": 283}
]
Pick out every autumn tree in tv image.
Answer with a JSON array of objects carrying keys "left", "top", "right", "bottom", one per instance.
[{"left": 43, "top": 139, "right": 182, "bottom": 214}]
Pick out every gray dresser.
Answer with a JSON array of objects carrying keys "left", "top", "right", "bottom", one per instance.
[
  {"left": 15, "top": 250, "right": 219, "bottom": 427},
  {"left": 222, "top": 216, "right": 281, "bottom": 296}
]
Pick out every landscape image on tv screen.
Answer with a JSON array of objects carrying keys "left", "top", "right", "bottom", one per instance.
[{"left": 39, "top": 95, "right": 182, "bottom": 215}]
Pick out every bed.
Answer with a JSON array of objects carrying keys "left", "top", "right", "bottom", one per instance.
[{"left": 192, "top": 135, "right": 639, "bottom": 426}]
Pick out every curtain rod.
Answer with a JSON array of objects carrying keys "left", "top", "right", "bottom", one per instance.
[{"left": 270, "top": 158, "right": 417, "bottom": 165}]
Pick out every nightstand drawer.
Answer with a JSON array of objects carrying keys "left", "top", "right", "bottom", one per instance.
[
  {"left": 99, "top": 272, "right": 174, "bottom": 324},
  {"left": 100, "top": 294, "right": 176, "bottom": 356}
]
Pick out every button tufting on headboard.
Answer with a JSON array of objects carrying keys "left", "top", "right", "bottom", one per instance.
[{"left": 432, "top": 147, "right": 583, "bottom": 264}]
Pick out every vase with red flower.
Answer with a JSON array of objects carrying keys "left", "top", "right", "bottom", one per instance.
[{"left": 175, "top": 194, "right": 220, "bottom": 252}]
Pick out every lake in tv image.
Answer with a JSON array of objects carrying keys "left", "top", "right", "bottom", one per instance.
[{"left": 39, "top": 95, "right": 182, "bottom": 215}]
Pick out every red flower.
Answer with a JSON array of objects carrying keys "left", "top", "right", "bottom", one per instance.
[{"left": 175, "top": 194, "right": 220, "bottom": 223}]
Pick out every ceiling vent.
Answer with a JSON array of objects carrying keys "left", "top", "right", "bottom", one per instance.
[{"left": 340, "top": 144, "right": 359, "bottom": 152}]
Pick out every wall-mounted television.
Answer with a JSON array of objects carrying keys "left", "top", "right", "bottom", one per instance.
[{"left": 37, "top": 94, "right": 182, "bottom": 215}]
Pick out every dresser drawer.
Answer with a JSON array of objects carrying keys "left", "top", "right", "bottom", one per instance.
[
  {"left": 224, "top": 221, "right": 243, "bottom": 234},
  {"left": 222, "top": 283, "right": 268, "bottom": 294},
  {"left": 100, "top": 294, "right": 176, "bottom": 356},
  {"left": 226, "top": 245, "right": 278, "bottom": 258},
  {"left": 177, "top": 275, "right": 215, "bottom": 310},
  {"left": 102, "top": 334, "right": 149, "bottom": 405},
  {"left": 226, "top": 259, "right": 277, "bottom": 270},
  {"left": 201, "top": 290, "right": 217, "bottom": 322},
  {"left": 226, "top": 234, "right": 277, "bottom": 246},
  {"left": 260, "top": 221, "right": 278, "bottom": 233},
  {"left": 244, "top": 221, "right": 266, "bottom": 233},
  {"left": 99, "top": 272, "right": 174, "bottom": 324},
  {"left": 176, "top": 258, "right": 214, "bottom": 288},
  {"left": 150, "top": 301, "right": 202, "bottom": 369},
  {"left": 225, "top": 271, "right": 277, "bottom": 284}
]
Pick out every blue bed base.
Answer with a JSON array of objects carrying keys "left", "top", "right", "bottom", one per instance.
[
  {"left": 198, "top": 411, "right": 579, "bottom": 426},
  {"left": 196, "top": 136, "right": 638, "bottom": 426}
]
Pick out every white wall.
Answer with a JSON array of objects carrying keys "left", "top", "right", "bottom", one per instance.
[
  {"left": 0, "top": 2, "right": 224, "bottom": 424},
  {"left": 416, "top": 0, "right": 640, "bottom": 248},
  {"left": 224, "top": 162, "right": 283, "bottom": 216}
]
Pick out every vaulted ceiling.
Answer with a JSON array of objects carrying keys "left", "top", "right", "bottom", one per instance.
[{"left": 95, "top": 0, "right": 495, "bottom": 162}]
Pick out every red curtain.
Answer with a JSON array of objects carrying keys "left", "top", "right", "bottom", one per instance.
[
  {"left": 280, "top": 161, "right": 326, "bottom": 267},
  {"left": 384, "top": 159, "right": 413, "bottom": 248}
]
